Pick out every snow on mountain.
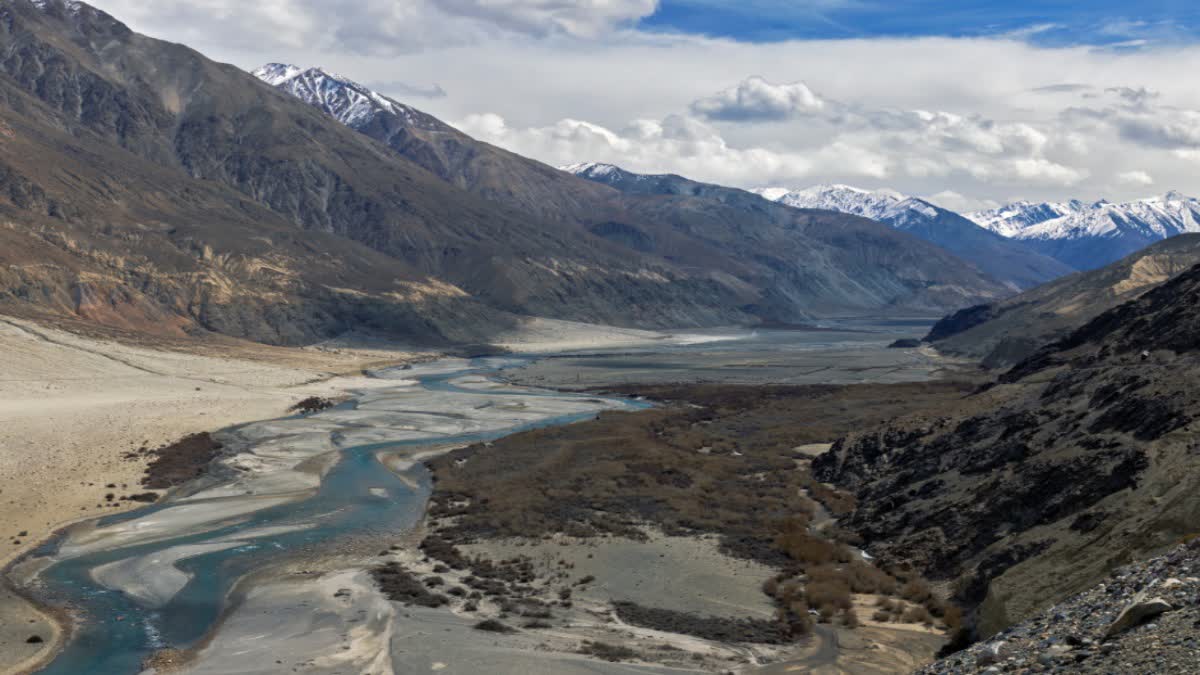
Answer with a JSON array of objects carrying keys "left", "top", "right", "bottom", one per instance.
[
  {"left": 560, "top": 162, "right": 624, "bottom": 179},
  {"left": 252, "top": 63, "right": 444, "bottom": 132},
  {"left": 751, "top": 184, "right": 942, "bottom": 230},
  {"left": 968, "top": 193, "right": 1200, "bottom": 269},
  {"left": 752, "top": 183, "right": 1076, "bottom": 288},
  {"left": 971, "top": 193, "right": 1200, "bottom": 242}
]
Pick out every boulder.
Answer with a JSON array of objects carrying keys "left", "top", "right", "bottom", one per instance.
[
  {"left": 1104, "top": 596, "right": 1173, "bottom": 638},
  {"left": 976, "top": 641, "right": 1010, "bottom": 666}
]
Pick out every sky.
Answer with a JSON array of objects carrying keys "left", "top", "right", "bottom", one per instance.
[{"left": 88, "top": 0, "right": 1200, "bottom": 211}]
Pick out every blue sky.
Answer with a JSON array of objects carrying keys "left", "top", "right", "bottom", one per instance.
[{"left": 642, "top": 0, "right": 1200, "bottom": 47}]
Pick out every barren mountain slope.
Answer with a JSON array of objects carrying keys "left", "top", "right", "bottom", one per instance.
[
  {"left": 816, "top": 262, "right": 1200, "bottom": 640},
  {"left": 926, "top": 234, "right": 1200, "bottom": 367}
]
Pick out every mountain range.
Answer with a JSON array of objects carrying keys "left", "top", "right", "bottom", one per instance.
[
  {"left": 0, "top": 1, "right": 1011, "bottom": 348},
  {"left": 969, "top": 192, "right": 1200, "bottom": 270},
  {"left": 748, "top": 183, "right": 1074, "bottom": 290}
]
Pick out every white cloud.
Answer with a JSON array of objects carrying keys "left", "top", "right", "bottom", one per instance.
[
  {"left": 927, "top": 191, "right": 1000, "bottom": 213},
  {"left": 458, "top": 112, "right": 816, "bottom": 185},
  {"left": 84, "top": 2, "right": 1200, "bottom": 204},
  {"left": 690, "top": 76, "right": 825, "bottom": 121},
  {"left": 459, "top": 74, "right": 1092, "bottom": 193},
  {"left": 1117, "top": 170, "right": 1155, "bottom": 186},
  {"left": 1117, "top": 110, "right": 1200, "bottom": 149},
  {"left": 91, "top": 0, "right": 658, "bottom": 53}
]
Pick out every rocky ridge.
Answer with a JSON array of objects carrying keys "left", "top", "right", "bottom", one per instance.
[{"left": 921, "top": 539, "right": 1200, "bottom": 674}]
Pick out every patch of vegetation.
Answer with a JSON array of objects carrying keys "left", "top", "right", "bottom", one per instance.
[
  {"left": 612, "top": 602, "right": 790, "bottom": 644},
  {"left": 290, "top": 396, "right": 336, "bottom": 415},
  {"left": 427, "top": 382, "right": 973, "bottom": 565},
  {"left": 371, "top": 562, "right": 449, "bottom": 607},
  {"left": 473, "top": 619, "right": 517, "bottom": 634},
  {"left": 423, "top": 382, "right": 972, "bottom": 642},
  {"left": 579, "top": 641, "right": 639, "bottom": 662},
  {"left": 136, "top": 433, "right": 224, "bottom": 490}
]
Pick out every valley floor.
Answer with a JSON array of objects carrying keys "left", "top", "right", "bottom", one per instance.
[{"left": 0, "top": 316, "right": 965, "bottom": 674}]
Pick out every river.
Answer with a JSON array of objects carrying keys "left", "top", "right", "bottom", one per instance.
[{"left": 18, "top": 322, "right": 936, "bottom": 673}]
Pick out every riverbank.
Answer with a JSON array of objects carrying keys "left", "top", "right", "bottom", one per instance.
[{"left": 0, "top": 316, "right": 430, "bottom": 674}]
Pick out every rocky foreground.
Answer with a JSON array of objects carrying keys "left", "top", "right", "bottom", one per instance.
[{"left": 921, "top": 538, "right": 1200, "bottom": 674}]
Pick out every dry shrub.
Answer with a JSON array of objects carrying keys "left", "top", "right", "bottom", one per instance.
[
  {"left": 806, "top": 481, "right": 857, "bottom": 515},
  {"left": 841, "top": 609, "right": 860, "bottom": 628},
  {"left": 762, "top": 577, "right": 780, "bottom": 597},
  {"left": 777, "top": 532, "right": 853, "bottom": 566},
  {"left": 785, "top": 602, "right": 815, "bottom": 636},
  {"left": 805, "top": 569, "right": 853, "bottom": 612},
  {"left": 900, "top": 578, "right": 933, "bottom": 604},
  {"left": 902, "top": 606, "right": 933, "bottom": 624},
  {"left": 844, "top": 561, "right": 897, "bottom": 594}
]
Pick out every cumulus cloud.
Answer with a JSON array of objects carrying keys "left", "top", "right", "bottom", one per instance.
[
  {"left": 457, "top": 112, "right": 816, "bottom": 185},
  {"left": 458, "top": 86, "right": 1092, "bottom": 192},
  {"left": 83, "top": 2, "right": 1200, "bottom": 203},
  {"left": 927, "top": 191, "right": 1000, "bottom": 213},
  {"left": 93, "top": 0, "right": 658, "bottom": 53},
  {"left": 690, "top": 76, "right": 825, "bottom": 121},
  {"left": 1117, "top": 110, "right": 1200, "bottom": 149}
]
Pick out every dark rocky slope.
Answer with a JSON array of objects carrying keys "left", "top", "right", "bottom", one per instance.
[
  {"left": 815, "top": 262, "right": 1200, "bottom": 641},
  {"left": 925, "top": 233, "right": 1200, "bottom": 367},
  {"left": 921, "top": 540, "right": 1200, "bottom": 674}
]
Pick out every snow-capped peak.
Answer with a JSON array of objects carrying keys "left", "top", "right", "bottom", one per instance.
[
  {"left": 751, "top": 187, "right": 792, "bottom": 202},
  {"left": 752, "top": 184, "right": 925, "bottom": 223},
  {"left": 969, "top": 193, "right": 1200, "bottom": 242},
  {"left": 560, "top": 162, "right": 622, "bottom": 178},
  {"left": 253, "top": 62, "right": 444, "bottom": 132},
  {"left": 252, "top": 63, "right": 305, "bottom": 87}
]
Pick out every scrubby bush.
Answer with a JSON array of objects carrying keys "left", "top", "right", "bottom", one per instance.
[
  {"left": 805, "top": 578, "right": 852, "bottom": 612},
  {"left": 900, "top": 578, "right": 933, "bottom": 604},
  {"left": 902, "top": 606, "right": 933, "bottom": 624},
  {"left": 841, "top": 609, "right": 859, "bottom": 628},
  {"left": 777, "top": 532, "right": 843, "bottom": 565},
  {"left": 474, "top": 619, "right": 517, "bottom": 633}
]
